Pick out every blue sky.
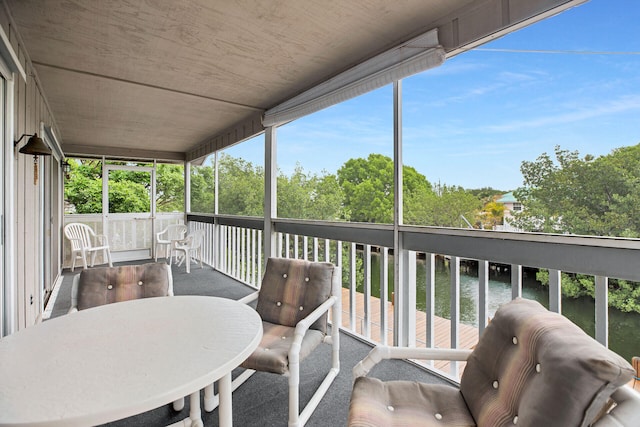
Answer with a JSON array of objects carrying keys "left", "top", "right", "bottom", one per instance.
[{"left": 225, "top": 0, "right": 640, "bottom": 191}]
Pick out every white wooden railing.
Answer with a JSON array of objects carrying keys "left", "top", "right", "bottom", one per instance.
[
  {"left": 187, "top": 213, "right": 640, "bottom": 377},
  {"left": 65, "top": 212, "right": 639, "bottom": 379}
]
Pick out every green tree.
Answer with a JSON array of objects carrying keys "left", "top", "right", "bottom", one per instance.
[
  {"left": 190, "top": 164, "right": 215, "bottom": 214},
  {"left": 406, "top": 183, "right": 482, "bottom": 227},
  {"left": 514, "top": 144, "right": 640, "bottom": 237},
  {"left": 479, "top": 200, "right": 505, "bottom": 229},
  {"left": 218, "top": 154, "right": 264, "bottom": 216},
  {"left": 278, "top": 163, "right": 346, "bottom": 220},
  {"left": 156, "top": 164, "right": 184, "bottom": 212},
  {"left": 64, "top": 159, "right": 103, "bottom": 213},
  {"left": 337, "top": 154, "right": 434, "bottom": 224}
]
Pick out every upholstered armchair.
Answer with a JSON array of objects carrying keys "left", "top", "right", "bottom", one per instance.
[
  {"left": 349, "top": 298, "right": 637, "bottom": 427},
  {"left": 202, "top": 257, "right": 341, "bottom": 427},
  {"left": 68, "top": 263, "right": 173, "bottom": 313}
]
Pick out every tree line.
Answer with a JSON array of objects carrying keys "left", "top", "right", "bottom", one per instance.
[
  {"left": 64, "top": 143, "right": 640, "bottom": 313},
  {"left": 65, "top": 144, "right": 640, "bottom": 237}
]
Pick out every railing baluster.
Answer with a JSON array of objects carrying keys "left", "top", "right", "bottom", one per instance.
[
  {"left": 450, "top": 256, "right": 460, "bottom": 377},
  {"left": 285, "top": 234, "right": 290, "bottom": 258},
  {"left": 258, "top": 230, "right": 263, "bottom": 279},
  {"left": 324, "top": 239, "right": 330, "bottom": 262},
  {"left": 363, "top": 245, "right": 372, "bottom": 339},
  {"left": 380, "top": 247, "right": 389, "bottom": 346},
  {"left": 313, "top": 237, "right": 318, "bottom": 262},
  {"left": 595, "top": 275, "right": 608, "bottom": 346},
  {"left": 349, "top": 242, "right": 357, "bottom": 332},
  {"left": 478, "top": 260, "right": 489, "bottom": 337},
  {"left": 548, "top": 269, "right": 562, "bottom": 313},
  {"left": 425, "top": 253, "right": 435, "bottom": 350},
  {"left": 511, "top": 264, "right": 522, "bottom": 299}
]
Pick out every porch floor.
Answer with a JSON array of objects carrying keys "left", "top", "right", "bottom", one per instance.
[{"left": 47, "top": 260, "right": 451, "bottom": 427}]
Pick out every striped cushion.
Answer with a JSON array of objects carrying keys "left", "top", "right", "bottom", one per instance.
[
  {"left": 240, "top": 321, "right": 324, "bottom": 375},
  {"left": 460, "top": 298, "right": 634, "bottom": 427},
  {"left": 76, "top": 263, "right": 170, "bottom": 310},
  {"left": 256, "top": 258, "right": 334, "bottom": 333},
  {"left": 348, "top": 377, "right": 475, "bottom": 427}
]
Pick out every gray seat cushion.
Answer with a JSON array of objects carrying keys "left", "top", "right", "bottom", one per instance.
[
  {"left": 348, "top": 377, "right": 475, "bottom": 427},
  {"left": 240, "top": 321, "right": 324, "bottom": 375}
]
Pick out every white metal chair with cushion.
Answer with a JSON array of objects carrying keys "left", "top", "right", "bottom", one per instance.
[
  {"left": 64, "top": 222, "right": 113, "bottom": 271},
  {"left": 172, "top": 229, "right": 205, "bottom": 274},
  {"left": 201, "top": 257, "right": 341, "bottom": 427},
  {"left": 68, "top": 262, "right": 173, "bottom": 313},
  {"left": 349, "top": 298, "right": 637, "bottom": 427},
  {"left": 155, "top": 223, "right": 187, "bottom": 262}
]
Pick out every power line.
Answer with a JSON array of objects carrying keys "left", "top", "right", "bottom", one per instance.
[{"left": 474, "top": 48, "right": 640, "bottom": 55}]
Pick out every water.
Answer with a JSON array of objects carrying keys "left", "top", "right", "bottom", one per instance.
[{"left": 365, "top": 255, "right": 640, "bottom": 363}]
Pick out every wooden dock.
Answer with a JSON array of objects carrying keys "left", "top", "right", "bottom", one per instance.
[
  {"left": 339, "top": 288, "right": 640, "bottom": 387},
  {"left": 339, "top": 288, "right": 479, "bottom": 375}
]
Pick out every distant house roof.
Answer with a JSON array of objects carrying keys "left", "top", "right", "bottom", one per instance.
[{"left": 497, "top": 192, "right": 518, "bottom": 204}]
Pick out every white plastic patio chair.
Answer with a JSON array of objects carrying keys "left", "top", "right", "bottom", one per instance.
[
  {"left": 173, "top": 229, "right": 204, "bottom": 273},
  {"left": 64, "top": 222, "right": 113, "bottom": 271},
  {"left": 155, "top": 224, "right": 187, "bottom": 263}
]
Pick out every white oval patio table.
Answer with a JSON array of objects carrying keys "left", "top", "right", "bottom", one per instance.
[{"left": 0, "top": 295, "right": 262, "bottom": 427}]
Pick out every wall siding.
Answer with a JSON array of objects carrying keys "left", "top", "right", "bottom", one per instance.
[{"left": 1, "top": 4, "right": 63, "bottom": 330}]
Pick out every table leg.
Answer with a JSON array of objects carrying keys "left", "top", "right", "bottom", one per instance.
[
  {"left": 218, "top": 373, "right": 233, "bottom": 427},
  {"left": 189, "top": 391, "right": 203, "bottom": 427}
]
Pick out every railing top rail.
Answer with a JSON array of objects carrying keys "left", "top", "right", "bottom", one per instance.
[
  {"left": 400, "top": 224, "right": 640, "bottom": 250},
  {"left": 187, "top": 215, "right": 640, "bottom": 281}
]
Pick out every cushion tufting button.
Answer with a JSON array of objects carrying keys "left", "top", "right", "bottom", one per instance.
[
  {"left": 276, "top": 301, "right": 282, "bottom": 306},
  {"left": 305, "top": 277, "right": 309, "bottom": 282},
  {"left": 536, "top": 363, "right": 541, "bottom": 373},
  {"left": 513, "top": 415, "right": 518, "bottom": 424},
  {"left": 512, "top": 336, "right": 518, "bottom": 345},
  {"left": 107, "top": 285, "right": 113, "bottom": 290},
  {"left": 138, "top": 281, "right": 143, "bottom": 286},
  {"left": 299, "top": 306, "right": 304, "bottom": 311},
  {"left": 435, "top": 413, "right": 443, "bottom": 420},
  {"left": 283, "top": 273, "right": 287, "bottom": 278},
  {"left": 281, "top": 336, "right": 287, "bottom": 340},
  {"left": 387, "top": 405, "right": 394, "bottom": 412},
  {"left": 493, "top": 380, "right": 499, "bottom": 389}
]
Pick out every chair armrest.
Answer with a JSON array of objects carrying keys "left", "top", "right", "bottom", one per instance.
[
  {"left": 294, "top": 295, "right": 337, "bottom": 338},
  {"left": 288, "top": 296, "right": 337, "bottom": 364},
  {"left": 593, "top": 386, "right": 640, "bottom": 427},
  {"left": 353, "top": 345, "right": 473, "bottom": 380},
  {"left": 238, "top": 291, "right": 259, "bottom": 305}
]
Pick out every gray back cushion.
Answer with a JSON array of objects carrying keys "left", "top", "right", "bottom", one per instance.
[
  {"left": 460, "top": 298, "right": 633, "bottom": 427},
  {"left": 255, "top": 257, "right": 335, "bottom": 333},
  {"left": 76, "top": 263, "right": 170, "bottom": 310}
]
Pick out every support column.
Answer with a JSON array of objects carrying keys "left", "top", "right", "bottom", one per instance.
[
  {"left": 213, "top": 153, "right": 219, "bottom": 269},
  {"left": 264, "top": 126, "right": 277, "bottom": 264},
  {"left": 392, "top": 80, "right": 415, "bottom": 347},
  {"left": 184, "top": 161, "right": 191, "bottom": 214}
]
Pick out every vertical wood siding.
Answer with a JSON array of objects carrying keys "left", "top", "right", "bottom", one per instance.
[{"left": 1, "top": 6, "right": 63, "bottom": 329}]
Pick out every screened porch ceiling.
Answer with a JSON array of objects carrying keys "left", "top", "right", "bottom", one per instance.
[{"left": 6, "top": 0, "right": 587, "bottom": 162}]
